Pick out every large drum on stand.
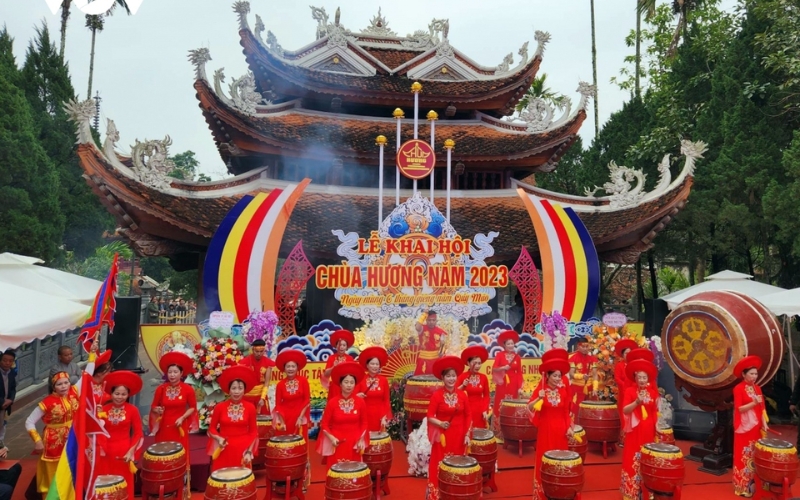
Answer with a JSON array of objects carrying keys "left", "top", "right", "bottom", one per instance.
[
  {"left": 94, "top": 475, "right": 128, "bottom": 500},
  {"left": 540, "top": 450, "right": 584, "bottom": 500},
  {"left": 265, "top": 434, "right": 308, "bottom": 500},
  {"left": 362, "top": 431, "right": 392, "bottom": 497},
  {"left": 640, "top": 443, "right": 685, "bottom": 500},
  {"left": 140, "top": 441, "right": 187, "bottom": 500},
  {"left": 403, "top": 375, "right": 442, "bottom": 422},
  {"left": 203, "top": 467, "right": 257, "bottom": 500},
  {"left": 499, "top": 399, "right": 537, "bottom": 457},
  {"left": 468, "top": 428, "right": 498, "bottom": 492},
  {"left": 324, "top": 461, "right": 373, "bottom": 500},
  {"left": 754, "top": 438, "right": 799, "bottom": 496},
  {"left": 437, "top": 455, "right": 482, "bottom": 500},
  {"left": 577, "top": 401, "right": 619, "bottom": 458}
]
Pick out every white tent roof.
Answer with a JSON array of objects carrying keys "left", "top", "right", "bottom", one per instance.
[
  {"left": 0, "top": 253, "right": 101, "bottom": 350},
  {"left": 661, "top": 270, "right": 786, "bottom": 309},
  {"left": 0, "top": 253, "right": 101, "bottom": 306},
  {"left": 758, "top": 288, "right": 800, "bottom": 317}
]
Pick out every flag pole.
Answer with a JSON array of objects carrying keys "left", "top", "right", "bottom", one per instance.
[
  {"left": 411, "top": 82, "right": 422, "bottom": 195},
  {"left": 393, "top": 108, "right": 404, "bottom": 205},
  {"left": 376, "top": 135, "right": 387, "bottom": 226},
  {"left": 444, "top": 139, "right": 455, "bottom": 222},
  {"left": 427, "top": 110, "right": 438, "bottom": 201}
]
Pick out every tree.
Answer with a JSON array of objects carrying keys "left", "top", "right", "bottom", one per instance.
[
  {"left": 516, "top": 74, "right": 568, "bottom": 112},
  {"left": 62, "top": 241, "right": 133, "bottom": 294},
  {"left": 59, "top": 0, "right": 72, "bottom": 60},
  {"left": 85, "top": 1, "right": 130, "bottom": 98},
  {"left": 590, "top": 0, "right": 600, "bottom": 134},
  {"left": 168, "top": 150, "right": 200, "bottom": 180},
  {"left": 20, "top": 25, "right": 113, "bottom": 258},
  {"left": 0, "top": 29, "right": 66, "bottom": 262}
]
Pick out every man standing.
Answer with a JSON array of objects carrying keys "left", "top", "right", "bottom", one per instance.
[
  {"left": 146, "top": 296, "right": 160, "bottom": 323},
  {"left": 49, "top": 346, "right": 82, "bottom": 385},
  {"left": 568, "top": 338, "right": 597, "bottom": 416},
  {"left": 413, "top": 311, "right": 447, "bottom": 375},
  {"left": 239, "top": 339, "right": 275, "bottom": 414},
  {"left": 0, "top": 351, "right": 16, "bottom": 442}
]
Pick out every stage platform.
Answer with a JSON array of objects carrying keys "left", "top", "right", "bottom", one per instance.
[{"left": 14, "top": 424, "right": 800, "bottom": 499}]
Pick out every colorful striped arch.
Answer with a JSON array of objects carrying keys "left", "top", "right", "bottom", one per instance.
[
  {"left": 203, "top": 179, "right": 311, "bottom": 322},
  {"left": 517, "top": 189, "right": 600, "bottom": 322}
]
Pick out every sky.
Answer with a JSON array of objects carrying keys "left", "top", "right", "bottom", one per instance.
[{"left": 2, "top": 0, "right": 738, "bottom": 179}]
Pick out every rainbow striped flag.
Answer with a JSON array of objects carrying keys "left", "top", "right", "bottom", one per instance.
[{"left": 78, "top": 254, "right": 119, "bottom": 352}]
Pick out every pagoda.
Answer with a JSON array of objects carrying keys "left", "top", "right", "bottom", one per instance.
[{"left": 69, "top": 2, "right": 701, "bottom": 323}]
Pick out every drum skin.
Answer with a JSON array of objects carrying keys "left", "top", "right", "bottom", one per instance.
[
  {"left": 264, "top": 434, "right": 308, "bottom": 483},
  {"left": 363, "top": 432, "right": 392, "bottom": 479},
  {"left": 754, "top": 438, "right": 799, "bottom": 486},
  {"left": 324, "top": 461, "right": 373, "bottom": 500},
  {"left": 540, "top": 450, "right": 584, "bottom": 500},
  {"left": 577, "top": 402, "right": 620, "bottom": 443},
  {"left": 203, "top": 467, "right": 257, "bottom": 500},
  {"left": 252, "top": 415, "right": 273, "bottom": 468},
  {"left": 403, "top": 375, "right": 442, "bottom": 422},
  {"left": 438, "top": 455, "right": 482, "bottom": 500},
  {"left": 640, "top": 443, "right": 685, "bottom": 496},
  {"left": 567, "top": 426, "right": 588, "bottom": 464},
  {"left": 94, "top": 475, "right": 128, "bottom": 500},
  {"left": 662, "top": 291, "right": 783, "bottom": 391},
  {"left": 469, "top": 429, "right": 497, "bottom": 477},
  {"left": 140, "top": 442, "right": 186, "bottom": 497},
  {"left": 499, "top": 399, "right": 537, "bottom": 442}
]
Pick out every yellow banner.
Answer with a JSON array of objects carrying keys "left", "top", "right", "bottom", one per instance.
[{"left": 140, "top": 324, "right": 202, "bottom": 375}]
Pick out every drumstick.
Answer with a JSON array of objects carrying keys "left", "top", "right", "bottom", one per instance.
[{"left": 768, "top": 428, "right": 782, "bottom": 436}]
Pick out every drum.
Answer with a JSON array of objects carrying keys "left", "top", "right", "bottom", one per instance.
[
  {"left": 577, "top": 401, "right": 620, "bottom": 443},
  {"left": 140, "top": 442, "right": 186, "bottom": 498},
  {"left": 499, "top": 399, "right": 537, "bottom": 442},
  {"left": 754, "top": 438, "right": 799, "bottom": 487},
  {"left": 94, "top": 475, "right": 128, "bottom": 500},
  {"left": 324, "top": 461, "right": 372, "bottom": 500},
  {"left": 265, "top": 434, "right": 308, "bottom": 483},
  {"left": 252, "top": 415, "right": 273, "bottom": 468},
  {"left": 640, "top": 443, "right": 685, "bottom": 497},
  {"left": 567, "top": 425, "right": 588, "bottom": 463},
  {"left": 362, "top": 431, "right": 393, "bottom": 479},
  {"left": 469, "top": 429, "right": 497, "bottom": 477},
  {"left": 656, "top": 426, "right": 675, "bottom": 445},
  {"left": 663, "top": 291, "right": 783, "bottom": 391},
  {"left": 438, "top": 455, "right": 482, "bottom": 500},
  {"left": 403, "top": 375, "right": 442, "bottom": 422},
  {"left": 204, "top": 467, "right": 257, "bottom": 500},
  {"left": 540, "top": 450, "right": 584, "bottom": 500}
]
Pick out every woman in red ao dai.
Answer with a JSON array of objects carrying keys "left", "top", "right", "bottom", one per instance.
[
  {"left": 149, "top": 351, "right": 198, "bottom": 461},
  {"left": 206, "top": 365, "right": 259, "bottom": 472},
  {"left": 528, "top": 357, "right": 573, "bottom": 500},
  {"left": 491, "top": 330, "right": 523, "bottom": 419},
  {"left": 98, "top": 371, "right": 145, "bottom": 499},
  {"left": 732, "top": 355, "right": 768, "bottom": 497},
  {"left": 318, "top": 362, "right": 369, "bottom": 468},
  {"left": 355, "top": 346, "right": 392, "bottom": 432},
  {"left": 457, "top": 345, "right": 490, "bottom": 429},
  {"left": 426, "top": 356, "right": 472, "bottom": 500},
  {"left": 620, "top": 358, "right": 660, "bottom": 500},
  {"left": 272, "top": 349, "right": 311, "bottom": 440},
  {"left": 322, "top": 330, "right": 355, "bottom": 401}
]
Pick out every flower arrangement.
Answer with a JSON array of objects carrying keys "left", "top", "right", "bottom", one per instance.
[
  {"left": 191, "top": 337, "right": 244, "bottom": 385},
  {"left": 385, "top": 378, "right": 408, "bottom": 440},
  {"left": 354, "top": 315, "right": 470, "bottom": 354},
  {"left": 243, "top": 310, "right": 280, "bottom": 354},
  {"left": 540, "top": 311, "right": 569, "bottom": 351},
  {"left": 197, "top": 401, "right": 217, "bottom": 430},
  {"left": 587, "top": 323, "right": 645, "bottom": 402},
  {"left": 407, "top": 418, "right": 432, "bottom": 477}
]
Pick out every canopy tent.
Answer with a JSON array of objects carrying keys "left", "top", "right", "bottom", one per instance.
[
  {"left": 759, "top": 288, "right": 800, "bottom": 317},
  {"left": 661, "top": 270, "right": 786, "bottom": 310},
  {"left": 0, "top": 253, "right": 101, "bottom": 306},
  {"left": 0, "top": 253, "right": 101, "bottom": 351}
]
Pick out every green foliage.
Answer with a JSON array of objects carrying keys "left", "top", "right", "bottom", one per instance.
[
  {"left": 168, "top": 150, "right": 201, "bottom": 181},
  {"left": 61, "top": 242, "right": 133, "bottom": 294},
  {"left": 516, "top": 73, "right": 568, "bottom": 112},
  {"left": 0, "top": 30, "right": 65, "bottom": 263},
  {"left": 764, "top": 131, "right": 800, "bottom": 276},
  {"left": 644, "top": 267, "right": 690, "bottom": 298},
  {"left": 751, "top": 0, "right": 800, "bottom": 118},
  {"left": 20, "top": 24, "right": 113, "bottom": 259},
  {"left": 140, "top": 256, "right": 199, "bottom": 299}
]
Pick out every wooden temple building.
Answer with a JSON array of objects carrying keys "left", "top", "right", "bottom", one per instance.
[{"left": 69, "top": 3, "right": 702, "bottom": 326}]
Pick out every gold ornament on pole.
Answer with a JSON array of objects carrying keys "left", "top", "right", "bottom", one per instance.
[
  {"left": 444, "top": 139, "right": 455, "bottom": 221},
  {"left": 376, "top": 135, "right": 387, "bottom": 225},
  {"left": 427, "top": 111, "right": 438, "bottom": 201}
]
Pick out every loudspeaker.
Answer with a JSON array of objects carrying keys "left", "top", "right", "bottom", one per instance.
[
  {"left": 107, "top": 296, "right": 141, "bottom": 370},
  {"left": 644, "top": 298, "right": 670, "bottom": 336},
  {"left": 673, "top": 409, "right": 717, "bottom": 441}
]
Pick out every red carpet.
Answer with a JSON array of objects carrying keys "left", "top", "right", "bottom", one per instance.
[{"left": 13, "top": 425, "right": 800, "bottom": 499}]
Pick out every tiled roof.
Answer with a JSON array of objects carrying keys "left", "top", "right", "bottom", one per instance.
[
  {"left": 77, "top": 144, "right": 691, "bottom": 262},
  {"left": 361, "top": 48, "right": 421, "bottom": 69}
]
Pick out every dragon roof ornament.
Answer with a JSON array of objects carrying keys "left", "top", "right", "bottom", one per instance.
[
  {"left": 233, "top": 1, "right": 251, "bottom": 31},
  {"left": 130, "top": 136, "right": 176, "bottom": 191},
  {"left": 64, "top": 98, "right": 96, "bottom": 144},
  {"left": 361, "top": 7, "right": 396, "bottom": 36},
  {"left": 188, "top": 47, "right": 212, "bottom": 82}
]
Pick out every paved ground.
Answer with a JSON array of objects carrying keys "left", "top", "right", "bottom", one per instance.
[{"left": 4, "top": 341, "right": 161, "bottom": 460}]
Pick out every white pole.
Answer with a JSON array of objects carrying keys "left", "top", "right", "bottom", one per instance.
[
  {"left": 430, "top": 116, "right": 435, "bottom": 201},
  {"left": 411, "top": 82, "right": 422, "bottom": 197},
  {"left": 377, "top": 136, "right": 386, "bottom": 226},
  {"left": 393, "top": 108, "right": 403, "bottom": 205},
  {"left": 444, "top": 139, "right": 454, "bottom": 222}
]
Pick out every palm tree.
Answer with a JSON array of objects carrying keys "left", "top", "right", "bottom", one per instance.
[
  {"left": 85, "top": 1, "right": 130, "bottom": 98},
  {"left": 637, "top": 0, "right": 702, "bottom": 58},
  {"left": 590, "top": 0, "right": 599, "bottom": 134},
  {"left": 59, "top": 0, "right": 71, "bottom": 60},
  {"left": 516, "top": 74, "right": 567, "bottom": 112}
]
